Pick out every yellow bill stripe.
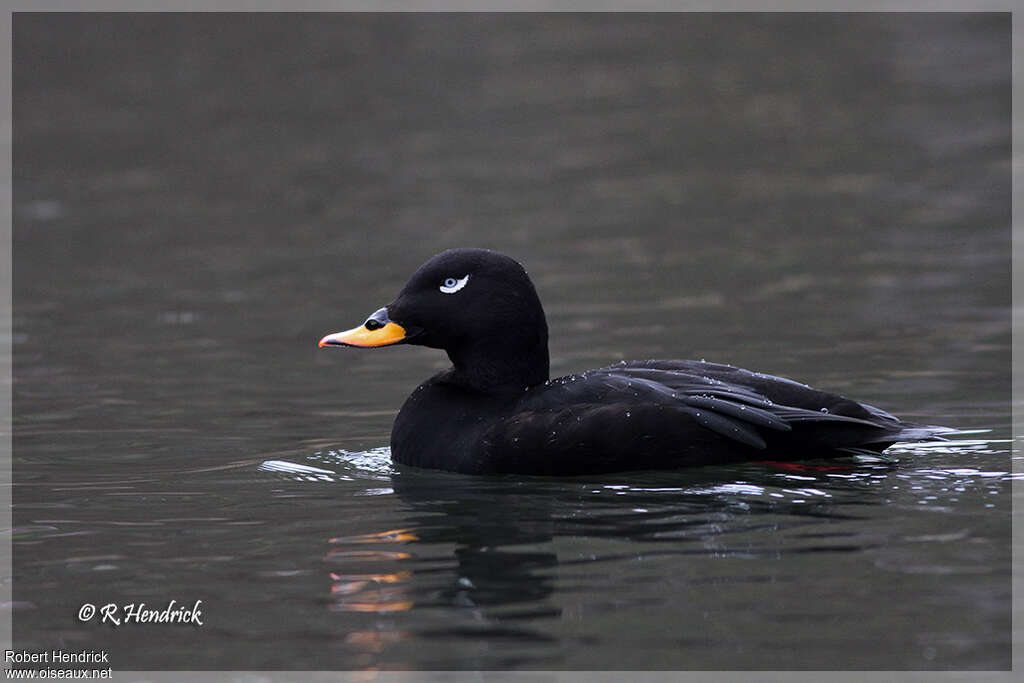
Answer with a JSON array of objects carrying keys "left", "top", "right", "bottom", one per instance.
[{"left": 318, "top": 322, "right": 407, "bottom": 348}]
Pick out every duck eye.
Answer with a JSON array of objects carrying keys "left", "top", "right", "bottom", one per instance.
[{"left": 439, "top": 274, "right": 470, "bottom": 294}]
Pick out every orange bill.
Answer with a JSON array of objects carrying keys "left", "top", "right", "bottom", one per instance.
[{"left": 318, "top": 322, "right": 407, "bottom": 348}]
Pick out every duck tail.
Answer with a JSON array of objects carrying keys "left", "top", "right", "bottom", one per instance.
[{"left": 891, "top": 423, "right": 956, "bottom": 442}]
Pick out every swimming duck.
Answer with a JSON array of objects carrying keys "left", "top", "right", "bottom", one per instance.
[{"left": 319, "top": 248, "right": 943, "bottom": 475}]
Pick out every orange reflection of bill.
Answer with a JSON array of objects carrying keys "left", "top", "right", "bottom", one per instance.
[
  {"left": 324, "top": 549, "right": 410, "bottom": 562},
  {"left": 330, "top": 571, "right": 411, "bottom": 583},
  {"left": 329, "top": 528, "right": 419, "bottom": 544},
  {"left": 329, "top": 601, "right": 413, "bottom": 613}
]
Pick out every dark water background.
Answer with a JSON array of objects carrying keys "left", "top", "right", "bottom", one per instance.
[{"left": 12, "top": 13, "right": 1012, "bottom": 671}]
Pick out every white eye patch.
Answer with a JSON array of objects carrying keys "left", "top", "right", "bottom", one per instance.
[{"left": 439, "top": 274, "right": 470, "bottom": 294}]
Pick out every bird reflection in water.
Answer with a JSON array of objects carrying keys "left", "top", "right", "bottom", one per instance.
[{"left": 326, "top": 529, "right": 417, "bottom": 613}]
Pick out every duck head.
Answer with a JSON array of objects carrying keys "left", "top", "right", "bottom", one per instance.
[{"left": 319, "top": 248, "right": 550, "bottom": 393}]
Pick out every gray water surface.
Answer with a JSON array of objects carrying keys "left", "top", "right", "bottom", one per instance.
[{"left": 12, "top": 13, "right": 1012, "bottom": 670}]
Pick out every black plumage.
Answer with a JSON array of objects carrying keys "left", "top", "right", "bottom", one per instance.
[{"left": 319, "top": 248, "right": 946, "bottom": 475}]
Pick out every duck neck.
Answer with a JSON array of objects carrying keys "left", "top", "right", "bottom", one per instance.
[{"left": 445, "top": 334, "right": 549, "bottom": 394}]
